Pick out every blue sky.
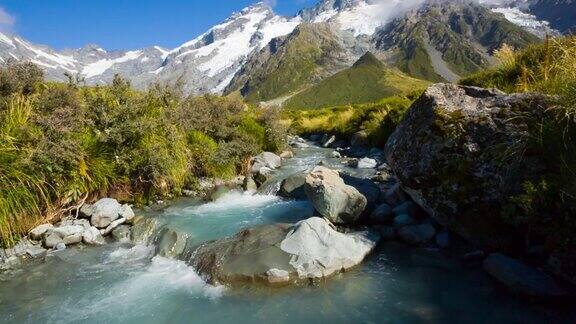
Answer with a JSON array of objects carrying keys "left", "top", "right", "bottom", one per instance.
[{"left": 0, "top": 0, "right": 317, "bottom": 51}]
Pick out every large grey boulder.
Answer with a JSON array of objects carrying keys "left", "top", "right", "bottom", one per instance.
[
  {"left": 193, "top": 223, "right": 292, "bottom": 285},
  {"left": 29, "top": 224, "right": 53, "bottom": 241},
  {"left": 82, "top": 227, "right": 106, "bottom": 245},
  {"left": 192, "top": 217, "right": 379, "bottom": 285},
  {"left": 42, "top": 225, "right": 84, "bottom": 248},
  {"left": 304, "top": 167, "right": 367, "bottom": 224},
  {"left": 385, "top": 84, "right": 551, "bottom": 251},
  {"left": 278, "top": 171, "right": 308, "bottom": 200},
  {"left": 91, "top": 198, "right": 122, "bottom": 228},
  {"left": 251, "top": 152, "right": 282, "bottom": 173},
  {"left": 280, "top": 217, "right": 379, "bottom": 279},
  {"left": 483, "top": 254, "right": 567, "bottom": 298}
]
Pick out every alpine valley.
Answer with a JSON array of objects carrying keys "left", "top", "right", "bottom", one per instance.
[
  {"left": 2, "top": 0, "right": 576, "bottom": 323},
  {"left": 0, "top": 0, "right": 569, "bottom": 101}
]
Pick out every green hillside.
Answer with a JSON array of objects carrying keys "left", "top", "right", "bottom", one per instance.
[
  {"left": 225, "top": 23, "right": 345, "bottom": 103},
  {"left": 284, "top": 52, "right": 429, "bottom": 110}
]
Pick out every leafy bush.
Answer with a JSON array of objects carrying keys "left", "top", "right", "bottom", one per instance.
[{"left": 0, "top": 64, "right": 283, "bottom": 246}]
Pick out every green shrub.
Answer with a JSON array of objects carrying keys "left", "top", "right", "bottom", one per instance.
[{"left": 0, "top": 69, "right": 283, "bottom": 246}]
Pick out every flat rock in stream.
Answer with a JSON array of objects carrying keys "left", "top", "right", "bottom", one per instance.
[{"left": 192, "top": 217, "right": 379, "bottom": 285}]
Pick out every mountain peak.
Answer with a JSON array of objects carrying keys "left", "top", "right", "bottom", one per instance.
[
  {"left": 239, "top": 1, "right": 275, "bottom": 16},
  {"left": 353, "top": 51, "right": 384, "bottom": 68}
]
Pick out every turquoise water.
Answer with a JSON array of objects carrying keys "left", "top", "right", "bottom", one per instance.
[{"left": 0, "top": 145, "right": 573, "bottom": 324}]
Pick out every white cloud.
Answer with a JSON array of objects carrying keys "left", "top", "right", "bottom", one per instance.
[{"left": 0, "top": 7, "right": 15, "bottom": 32}]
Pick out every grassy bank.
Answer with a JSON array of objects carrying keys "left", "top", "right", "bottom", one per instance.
[
  {"left": 0, "top": 62, "right": 285, "bottom": 247},
  {"left": 283, "top": 95, "right": 415, "bottom": 148},
  {"left": 461, "top": 36, "right": 576, "bottom": 256}
]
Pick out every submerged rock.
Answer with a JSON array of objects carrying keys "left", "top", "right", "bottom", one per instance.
[
  {"left": 111, "top": 225, "right": 131, "bottom": 242},
  {"left": 392, "top": 214, "right": 416, "bottom": 228},
  {"left": 392, "top": 202, "right": 418, "bottom": 217},
  {"left": 370, "top": 203, "right": 394, "bottom": 225},
  {"left": 304, "top": 167, "right": 367, "bottom": 224},
  {"left": 192, "top": 217, "right": 379, "bottom": 285},
  {"left": 397, "top": 224, "right": 436, "bottom": 245},
  {"left": 341, "top": 174, "right": 381, "bottom": 214},
  {"left": 384, "top": 183, "right": 408, "bottom": 207},
  {"left": 130, "top": 217, "right": 161, "bottom": 245},
  {"left": 483, "top": 254, "right": 567, "bottom": 298},
  {"left": 157, "top": 228, "right": 190, "bottom": 258}
]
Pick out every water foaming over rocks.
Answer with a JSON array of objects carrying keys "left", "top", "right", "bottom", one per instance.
[
  {"left": 106, "top": 244, "right": 155, "bottom": 264},
  {"left": 187, "top": 191, "right": 282, "bottom": 214},
  {"left": 54, "top": 255, "right": 225, "bottom": 323}
]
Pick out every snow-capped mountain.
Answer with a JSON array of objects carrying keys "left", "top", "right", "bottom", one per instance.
[
  {"left": 301, "top": 0, "right": 428, "bottom": 37},
  {"left": 0, "top": 2, "right": 300, "bottom": 94},
  {"left": 0, "top": 0, "right": 566, "bottom": 95}
]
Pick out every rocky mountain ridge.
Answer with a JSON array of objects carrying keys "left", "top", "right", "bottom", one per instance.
[{"left": 0, "top": 0, "right": 569, "bottom": 95}]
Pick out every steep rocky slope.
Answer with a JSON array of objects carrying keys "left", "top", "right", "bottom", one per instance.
[
  {"left": 374, "top": 0, "right": 540, "bottom": 82},
  {"left": 0, "top": 0, "right": 560, "bottom": 95}
]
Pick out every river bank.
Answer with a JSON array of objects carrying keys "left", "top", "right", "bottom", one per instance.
[{"left": 0, "top": 140, "right": 575, "bottom": 323}]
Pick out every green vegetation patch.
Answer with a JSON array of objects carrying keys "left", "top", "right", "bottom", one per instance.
[
  {"left": 284, "top": 95, "right": 415, "bottom": 148},
  {"left": 284, "top": 52, "right": 429, "bottom": 110},
  {"left": 0, "top": 62, "right": 286, "bottom": 247}
]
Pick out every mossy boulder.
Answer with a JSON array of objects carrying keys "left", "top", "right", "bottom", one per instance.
[{"left": 385, "top": 84, "right": 550, "bottom": 252}]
